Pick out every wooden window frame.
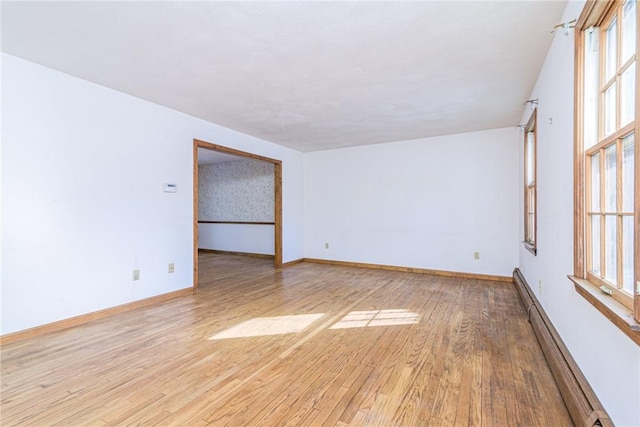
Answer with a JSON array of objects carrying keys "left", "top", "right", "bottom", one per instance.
[
  {"left": 573, "top": 0, "right": 640, "bottom": 340},
  {"left": 523, "top": 109, "right": 537, "bottom": 255}
]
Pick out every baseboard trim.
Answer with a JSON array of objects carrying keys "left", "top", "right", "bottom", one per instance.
[
  {"left": 512, "top": 268, "right": 612, "bottom": 427},
  {"left": 198, "top": 249, "right": 274, "bottom": 259},
  {"left": 281, "top": 258, "right": 305, "bottom": 268},
  {"left": 303, "top": 258, "right": 511, "bottom": 282},
  {"left": 0, "top": 287, "right": 193, "bottom": 345}
]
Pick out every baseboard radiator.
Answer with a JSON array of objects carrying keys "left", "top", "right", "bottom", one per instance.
[{"left": 512, "top": 269, "right": 613, "bottom": 427}]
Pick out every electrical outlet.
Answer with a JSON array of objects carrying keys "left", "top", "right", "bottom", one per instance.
[
  {"left": 133, "top": 269, "right": 140, "bottom": 281},
  {"left": 538, "top": 280, "right": 543, "bottom": 294},
  {"left": 325, "top": 242, "right": 329, "bottom": 249},
  {"left": 168, "top": 263, "right": 175, "bottom": 273},
  {"left": 473, "top": 252, "right": 480, "bottom": 260}
]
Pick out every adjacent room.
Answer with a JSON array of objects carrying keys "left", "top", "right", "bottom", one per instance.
[
  {"left": 2, "top": 1, "right": 639, "bottom": 426},
  {"left": 196, "top": 147, "right": 277, "bottom": 259}
]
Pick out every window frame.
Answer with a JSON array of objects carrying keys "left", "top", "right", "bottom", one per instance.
[
  {"left": 523, "top": 109, "right": 537, "bottom": 255},
  {"left": 573, "top": 0, "right": 640, "bottom": 335}
]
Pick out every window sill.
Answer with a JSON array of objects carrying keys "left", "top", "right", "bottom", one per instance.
[
  {"left": 569, "top": 275, "right": 640, "bottom": 346},
  {"left": 522, "top": 241, "right": 537, "bottom": 256}
]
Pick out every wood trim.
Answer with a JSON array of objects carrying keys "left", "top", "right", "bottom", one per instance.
[
  {"left": 274, "top": 162, "right": 283, "bottom": 268},
  {"left": 513, "top": 269, "right": 614, "bottom": 427},
  {"left": 577, "top": 1, "right": 616, "bottom": 30},
  {"left": 586, "top": 122, "right": 635, "bottom": 155},
  {"left": 523, "top": 241, "right": 537, "bottom": 256},
  {"left": 0, "top": 288, "right": 193, "bottom": 345},
  {"left": 281, "top": 258, "right": 305, "bottom": 268},
  {"left": 194, "top": 141, "right": 200, "bottom": 290},
  {"left": 303, "top": 258, "right": 512, "bottom": 282},
  {"left": 576, "top": 1, "right": 597, "bottom": 30},
  {"left": 193, "top": 139, "right": 281, "bottom": 164},
  {"left": 575, "top": 16, "right": 587, "bottom": 278},
  {"left": 587, "top": 268, "right": 634, "bottom": 309},
  {"left": 570, "top": 275, "right": 640, "bottom": 344},
  {"left": 634, "top": 0, "right": 640, "bottom": 323},
  {"left": 198, "top": 249, "right": 274, "bottom": 259},
  {"left": 198, "top": 221, "right": 275, "bottom": 225},
  {"left": 193, "top": 139, "right": 283, "bottom": 272}
]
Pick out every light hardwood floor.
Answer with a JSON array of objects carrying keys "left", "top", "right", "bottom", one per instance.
[{"left": 1, "top": 253, "right": 572, "bottom": 426}]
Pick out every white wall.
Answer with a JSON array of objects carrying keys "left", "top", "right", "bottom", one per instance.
[
  {"left": 304, "top": 128, "right": 519, "bottom": 277},
  {"left": 517, "top": 2, "right": 640, "bottom": 425},
  {"left": 1, "top": 54, "right": 304, "bottom": 335},
  {"left": 198, "top": 224, "right": 274, "bottom": 255}
]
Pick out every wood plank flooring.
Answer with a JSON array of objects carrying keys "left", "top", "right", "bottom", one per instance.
[{"left": 1, "top": 253, "right": 573, "bottom": 426}]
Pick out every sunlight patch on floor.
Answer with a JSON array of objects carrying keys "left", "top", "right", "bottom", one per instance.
[
  {"left": 329, "top": 309, "right": 420, "bottom": 329},
  {"left": 209, "top": 313, "right": 325, "bottom": 339}
]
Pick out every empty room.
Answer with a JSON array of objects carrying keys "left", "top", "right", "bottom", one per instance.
[{"left": 1, "top": 1, "right": 639, "bottom": 426}]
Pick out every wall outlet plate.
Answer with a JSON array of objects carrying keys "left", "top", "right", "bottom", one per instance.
[{"left": 133, "top": 269, "right": 140, "bottom": 281}]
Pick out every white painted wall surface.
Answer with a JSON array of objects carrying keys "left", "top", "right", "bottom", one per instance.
[
  {"left": 198, "top": 224, "right": 274, "bottom": 255},
  {"left": 517, "top": 2, "right": 640, "bottom": 425},
  {"left": 1, "top": 54, "right": 304, "bottom": 335},
  {"left": 304, "top": 128, "right": 519, "bottom": 277}
]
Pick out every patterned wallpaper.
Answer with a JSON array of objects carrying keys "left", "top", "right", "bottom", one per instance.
[{"left": 198, "top": 159, "right": 274, "bottom": 222}]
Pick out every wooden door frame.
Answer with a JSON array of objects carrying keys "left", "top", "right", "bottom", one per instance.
[{"left": 193, "top": 139, "right": 283, "bottom": 290}]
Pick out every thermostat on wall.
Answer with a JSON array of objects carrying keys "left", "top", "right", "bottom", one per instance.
[{"left": 163, "top": 183, "right": 178, "bottom": 193}]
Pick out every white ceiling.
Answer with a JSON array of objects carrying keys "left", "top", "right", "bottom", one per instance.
[{"left": 1, "top": 1, "right": 567, "bottom": 152}]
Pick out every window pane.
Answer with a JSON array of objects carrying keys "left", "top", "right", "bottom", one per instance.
[
  {"left": 604, "top": 215, "right": 617, "bottom": 284},
  {"left": 529, "top": 213, "right": 535, "bottom": 243},
  {"left": 604, "top": 144, "right": 617, "bottom": 212},
  {"left": 591, "top": 215, "right": 601, "bottom": 275},
  {"left": 604, "top": 83, "right": 617, "bottom": 136},
  {"left": 584, "top": 29, "right": 600, "bottom": 149},
  {"left": 527, "top": 186, "right": 535, "bottom": 243},
  {"left": 622, "top": 0, "right": 636, "bottom": 62},
  {"left": 622, "top": 216, "right": 635, "bottom": 294},
  {"left": 605, "top": 18, "right": 618, "bottom": 81},
  {"left": 621, "top": 62, "right": 636, "bottom": 127},
  {"left": 526, "top": 132, "right": 534, "bottom": 185},
  {"left": 591, "top": 152, "right": 601, "bottom": 211},
  {"left": 622, "top": 134, "right": 635, "bottom": 212}
]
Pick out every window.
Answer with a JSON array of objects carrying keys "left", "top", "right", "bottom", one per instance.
[
  {"left": 574, "top": 0, "right": 639, "bottom": 328},
  {"left": 524, "top": 109, "right": 537, "bottom": 255}
]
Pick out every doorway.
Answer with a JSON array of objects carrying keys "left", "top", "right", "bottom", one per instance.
[{"left": 193, "top": 139, "right": 282, "bottom": 290}]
